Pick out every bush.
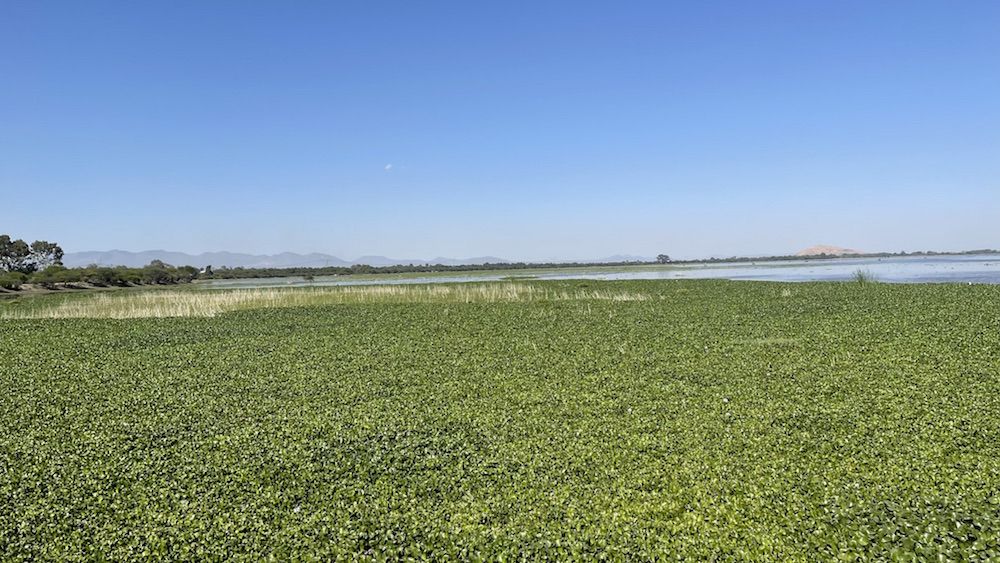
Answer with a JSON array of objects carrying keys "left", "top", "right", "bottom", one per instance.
[
  {"left": 0, "top": 272, "right": 27, "bottom": 290},
  {"left": 31, "top": 265, "right": 82, "bottom": 288},
  {"left": 83, "top": 267, "right": 127, "bottom": 286},
  {"left": 142, "top": 266, "right": 173, "bottom": 284},
  {"left": 10, "top": 263, "right": 198, "bottom": 289}
]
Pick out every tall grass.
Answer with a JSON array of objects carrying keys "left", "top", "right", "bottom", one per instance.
[
  {"left": 851, "top": 269, "right": 878, "bottom": 285},
  {"left": 0, "top": 283, "right": 649, "bottom": 319}
]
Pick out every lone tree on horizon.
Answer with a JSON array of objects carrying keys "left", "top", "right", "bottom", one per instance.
[{"left": 656, "top": 254, "right": 671, "bottom": 264}]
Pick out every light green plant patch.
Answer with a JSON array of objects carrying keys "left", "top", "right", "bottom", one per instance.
[
  {"left": 0, "top": 282, "right": 649, "bottom": 319},
  {"left": 733, "top": 336, "right": 799, "bottom": 346}
]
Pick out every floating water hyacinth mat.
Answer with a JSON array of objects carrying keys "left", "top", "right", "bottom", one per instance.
[{"left": 1, "top": 279, "right": 999, "bottom": 559}]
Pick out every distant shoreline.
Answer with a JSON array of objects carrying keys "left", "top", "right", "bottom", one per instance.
[
  {"left": 4, "top": 249, "right": 998, "bottom": 297},
  {"left": 199, "top": 249, "right": 1000, "bottom": 280}
]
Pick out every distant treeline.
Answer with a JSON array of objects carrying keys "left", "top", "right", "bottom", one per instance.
[
  {"left": 203, "top": 249, "right": 1000, "bottom": 280},
  {"left": 204, "top": 261, "right": 653, "bottom": 279},
  {"left": 5, "top": 228, "right": 998, "bottom": 291},
  {"left": 1, "top": 262, "right": 199, "bottom": 291}
]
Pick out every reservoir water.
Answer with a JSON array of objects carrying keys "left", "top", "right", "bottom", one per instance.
[{"left": 199, "top": 254, "right": 1000, "bottom": 289}]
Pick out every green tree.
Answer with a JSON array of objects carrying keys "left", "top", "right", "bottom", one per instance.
[
  {"left": 30, "top": 240, "right": 64, "bottom": 270},
  {"left": 0, "top": 235, "right": 31, "bottom": 273},
  {"left": 142, "top": 262, "right": 173, "bottom": 284},
  {"left": 176, "top": 266, "right": 199, "bottom": 282},
  {"left": 656, "top": 254, "right": 671, "bottom": 264},
  {"left": 30, "top": 265, "right": 72, "bottom": 289},
  {"left": 0, "top": 234, "right": 64, "bottom": 274}
]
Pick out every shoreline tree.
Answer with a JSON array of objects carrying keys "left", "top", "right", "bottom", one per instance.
[{"left": 0, "top": 234, "right": 64, "bottom": 274}]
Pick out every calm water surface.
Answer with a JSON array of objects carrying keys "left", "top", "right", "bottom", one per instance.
[
  {"left": 549, "top": 255, "right": 1000, "bottom": 284},
  {"left": 200, "top": 254, "right": 1000, "bottom": 289}
]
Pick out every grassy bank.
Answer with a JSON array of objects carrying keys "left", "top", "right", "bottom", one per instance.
[{"left": 2, "top": 280, "right": 999, "bottom": 559}]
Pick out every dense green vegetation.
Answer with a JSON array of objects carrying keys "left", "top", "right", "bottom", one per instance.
[
  {"left": 2, "top": 280, "right": 999, "bottom": 559},
  {"left": 0, "top": 234, "right": 65, "bottom": 289},
  {"left": 31, "top": 262, "right": 199, "bottom": 287},
  {"left": 0, "top": 263, "right": 201, "bottom": 291},
  {"left": 1, "top": 233, "right": 201, "bottom": 291}
]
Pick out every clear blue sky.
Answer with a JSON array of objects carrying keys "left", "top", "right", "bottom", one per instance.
[{"left": 2, "top": 1, "right": 998, "bottom": 260}]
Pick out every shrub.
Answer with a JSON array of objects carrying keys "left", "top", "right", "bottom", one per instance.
[{"left": 0, "top": 272, "right": 27, "bottom": 290}]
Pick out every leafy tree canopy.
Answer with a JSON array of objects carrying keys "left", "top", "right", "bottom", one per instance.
[{"left": 0, "top": 235, "right": 64, "bottom": 274}]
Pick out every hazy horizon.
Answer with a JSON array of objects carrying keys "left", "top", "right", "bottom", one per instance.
[
  {"left": 59, "top": 244, "right": 1000, "bottom": 266},
  {"left": 3, "top": 1, "right": 998, "bottom": 260}
]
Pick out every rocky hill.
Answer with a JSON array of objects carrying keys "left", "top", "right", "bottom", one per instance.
[{"left": 796, "top": 245, "right": 862, "bottom": 257}]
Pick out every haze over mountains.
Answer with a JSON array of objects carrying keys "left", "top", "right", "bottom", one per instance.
[{"left": 62, "top": 250, "right": 655, "bottom": 269}]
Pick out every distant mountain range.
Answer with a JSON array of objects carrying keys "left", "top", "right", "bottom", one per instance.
[{"left": 62, "top": 250, "right": 654, "bottom": 268}]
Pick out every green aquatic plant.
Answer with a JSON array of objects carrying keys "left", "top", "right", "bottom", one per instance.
[{"left": 2, "top": 279, "right": 999, "bottom": 559}]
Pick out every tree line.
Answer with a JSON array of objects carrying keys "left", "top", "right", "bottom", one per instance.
[
  {"left": 1, "top": 235, "right": 199, "bottom": 290},
  {"left": 1, "top": 261, "right": 200, "bottom": 291},
  {"left": 202, "top": 260, "right": 654, "bottom": 280}
]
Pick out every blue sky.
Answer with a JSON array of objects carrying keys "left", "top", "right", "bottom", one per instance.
[{"left": 2, "top": 1, "right": 998, "bottom": 260}]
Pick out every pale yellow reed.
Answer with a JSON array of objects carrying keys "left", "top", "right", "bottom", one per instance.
[{"left": 2, "top": 283, "right": 649, "bottom": 319}]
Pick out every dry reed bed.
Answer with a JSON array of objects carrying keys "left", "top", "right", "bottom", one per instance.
[{"left": 1, "top": 283, "right": 649, "bottom": 319}]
